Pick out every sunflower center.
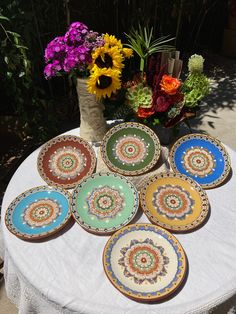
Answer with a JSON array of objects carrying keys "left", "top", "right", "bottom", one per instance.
[
  {"left": 95, "top": 54, "right": 113, "bottom": 68},
  {"left": 96, "top": 75, "right": 112, "bottom": 89}
]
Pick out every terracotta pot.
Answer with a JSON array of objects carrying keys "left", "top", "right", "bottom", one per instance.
[{"left": 76, "top": 78, "right": 108, "bottom": 142}]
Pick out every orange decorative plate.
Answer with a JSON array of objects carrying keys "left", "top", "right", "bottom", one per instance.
[
  {"left": 37, "top": 135, "right": 96, "bottom": 189},
  {"left": 140, "top": 172, "right": 209, "bottom": 232},
  {"left": 103, "top": 223, "right": 187, "bottom": 301}
]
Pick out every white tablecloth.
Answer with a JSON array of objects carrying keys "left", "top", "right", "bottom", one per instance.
[{"left": 1, "top": 127, "right": 236, "bottom": 314}]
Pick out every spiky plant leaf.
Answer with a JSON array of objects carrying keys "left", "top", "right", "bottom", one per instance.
[{"left": 125, "top": 25, "right": 175, "bottom": 72}]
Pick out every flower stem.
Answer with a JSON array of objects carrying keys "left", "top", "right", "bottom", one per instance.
[{"left": 140, "top": 58, "right": 145, "bottom": 73}]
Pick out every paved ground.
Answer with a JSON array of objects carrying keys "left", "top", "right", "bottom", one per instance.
[
  {"left": 0, "top": 52, "right": 235, "bottom": 313},
  {"left": 192, "top": 53, "right": 236, "bottom": 149}
]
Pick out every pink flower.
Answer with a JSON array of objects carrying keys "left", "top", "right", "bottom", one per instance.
[{"left": 44, "top": 60, "right": 62, "bottom": 79}]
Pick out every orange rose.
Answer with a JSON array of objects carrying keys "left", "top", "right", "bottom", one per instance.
[{"left": 160, "top": 75, "right": 181, "bottom": 95}]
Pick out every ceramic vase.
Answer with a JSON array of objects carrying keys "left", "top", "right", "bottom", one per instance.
[{"left": 76, "top": 78, "right": 108, "bottom": 142}]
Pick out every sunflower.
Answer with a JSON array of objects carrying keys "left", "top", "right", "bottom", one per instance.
[
  {"left": 122, "top": 48, "right": 133, "bottom": 58},
  {"left": 91, "top": 45, "right": 124, "bottom": 71},
  {"left": 103, "top": 33, "right": 122, "bottom": 49},
  {"left": 87, "top": 67, "right": 121, "bottom": 100}
]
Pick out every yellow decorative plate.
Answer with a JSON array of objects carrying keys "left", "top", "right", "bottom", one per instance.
[{"left": 140, "top": 172, "right": 209, "bottom": 232}]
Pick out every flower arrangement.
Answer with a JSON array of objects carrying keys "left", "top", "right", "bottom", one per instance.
[
  {"left": 124, "top": 26, "right": 210, "bottom": 130},
  {"left": 44, "top": 22, "right": 133, "bottom": 100}
]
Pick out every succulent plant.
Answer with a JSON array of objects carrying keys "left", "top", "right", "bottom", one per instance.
[
  {"left": 126, "top": 83, "right": 153, "bottom": 112},
  {"left": 181, "top": 54, "right": 210, "bottom": 108},
  {"left": 188, "top": 54, "right": 204, "bottom": 74},
  {"left": 182, "top": 74, "right": 210, "bottom": 107}
]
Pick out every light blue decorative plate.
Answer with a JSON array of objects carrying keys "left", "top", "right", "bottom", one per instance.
[
  {"left": 169, "top": 134, "right": 231, "bottom": 189},
  {"left": 5, "top": 186, "right": 71, "bottom": 240}
]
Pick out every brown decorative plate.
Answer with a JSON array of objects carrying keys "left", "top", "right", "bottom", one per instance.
[
  {"left": 140, "top": 172, "right": 209, "bottom": 232},
  {"left": 103, "top": 223, "right": 187, "bottom": 301},
  {"left": 100, "top": 122, "right": 161, "bottom": 176},
  {"left": 37, "top": 135, "right": 96, "bottom": 189}
]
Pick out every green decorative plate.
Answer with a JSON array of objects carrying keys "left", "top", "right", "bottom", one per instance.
[
  {"left": 71, "top": 172, "right": 139, "bottom": 234},
  {"left": 100, "top": 122, "right": 161, "bottom": 176}
]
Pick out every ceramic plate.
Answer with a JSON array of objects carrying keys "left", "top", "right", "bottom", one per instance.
[
  {"left": 100, "top": 122, "right": 161, "bottom": 176},
  {"left": 37, "top": 135, "right": 96, "bottom": 189},
  {"left": 103, "top": 223, "right": 186, "bottom": 301},
  {"left": 169, "top": 133, "right": 231, "bottom": 189},
  {"left": 5, "top": 186, "right": 71, "bottom": 240},
  {"left": 71, "top": 172, "right": 139, "bottom": 234},
  {"left": 140, "top": 172, "right": 209, "bottom": 232}
]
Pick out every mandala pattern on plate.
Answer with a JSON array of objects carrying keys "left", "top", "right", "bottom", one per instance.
[
  {"left": 118, "top": 238, "right": 169, "bottom": 284},
  {"left": 23, "top": 199, "right": 61, "bottom": 227},
  {"left": 182, "top": 147, "right": 216, "bottom": 178},
  {"left": 86, "top": 186, "right": 125, "bottom": 219},
  {"left": 152, "top": 185, "right": 194, "bottom": 220},
  {"left": 49, "top": 146, "right": 86, "bottom": 180},
  {"left": 113, "top": 135, "right": 147, "bottom": 165}
]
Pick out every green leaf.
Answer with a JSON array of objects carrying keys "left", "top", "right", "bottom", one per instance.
[
  {"left": 6, "top": 30, "right": 21, "bottom": 37},
  {"left": 153, "top": 118, "right": 160, "bottom": 125},
  {"left": 7, "top": 72, "right": 12, "bottom": 78},
  {"left": 125, "top": 25, "right": 175, "bottom": 73},
  {"left": 0, "top": 15, "right": 10, "bottom": 21},
  {"left": 15, "top": 44, "right": 28, "bottom": 50}
]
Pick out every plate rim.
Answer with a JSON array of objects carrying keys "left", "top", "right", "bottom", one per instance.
[
  {"left": 5, "top": 185, "right": 72, "bottom": 240},
  {"left": 70, "top": 171, "right": 139, "bottom": 235},
  {"left": 37, "top": 135, "right": 97, "bottom": 189},
  {"left": 140, "top": 171, "right": 209, "bottom": 232},
  {"left": 102, "top": 223, "right": 187, "bottom": 302},
  {"left": 169, "top": 133, "right": 231, "bottom": 189},
  {"left": 100, "top": 122, "right": 161, "bottom": 176}
]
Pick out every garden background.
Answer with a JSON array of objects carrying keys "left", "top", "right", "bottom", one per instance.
[{"left": 0, "top": 0, "right": 234, "bottom": 203}]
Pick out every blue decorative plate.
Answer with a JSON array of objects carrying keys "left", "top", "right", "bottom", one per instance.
[
  {"left": 103, "top": 223, "right": 187, "bottom": 301},
  {"left": 71, "top": 172, "right": 139, "bottom": 235},
  {"left": 169, "top": 134, "right": 231, "bottom": 189},
  {"left": 5, "top": 186, "right": 71, "bottom": 240}
]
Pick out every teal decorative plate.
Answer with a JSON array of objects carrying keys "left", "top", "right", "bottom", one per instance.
[
  {"left": 100, "top": 122, "right": 161, "bottom": 176},
  {"left": 71, "top": 172, "right": 139, "bottom": 234},
  {"left": 5, "top": 186, "right": 71, "bottom": 240},
  {"left": 169, "top": 133, "right": 231, "bottom": 189},
  {"left": 103, "top": 223, "right": 187, "bottom": 301}
]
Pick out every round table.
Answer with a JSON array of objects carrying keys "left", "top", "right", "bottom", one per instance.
[{"left": 1, "top": 127, "right": 236, "bottom": 314}]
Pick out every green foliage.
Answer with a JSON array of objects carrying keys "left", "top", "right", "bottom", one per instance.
[
  {"left": 182, "top": 73, "right": 210, "bottom": 107},
  {"left": 0, "top": 12, "right": 57, "bottom": 141},
  {"left": 125, "top": 25, "right": 175, "bottom": 72}
]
